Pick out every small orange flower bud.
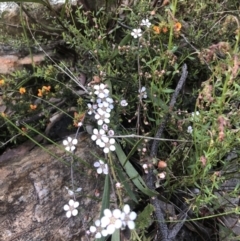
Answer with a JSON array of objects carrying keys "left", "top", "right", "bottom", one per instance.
[
  {"left": 158, "top": 160, "right": 167, "bottom": 169},
  {"left": 30, "top": 104, "right": 37, "bottom": 110},
  {"left": 0, "top": 79, "right": 5, "bottom": 86},
  {"left": 19, "top": 87, "right": 26, "bottom": 94},
  {"left": 153, "top": 26, "right": 161, "bottom": 34},
  {"left": 174, "top": 22, "right": 182, "bottom": 32},
  {"left": 43, "top": 85, "right": 51, "bottom": 91},
  {"left": 162, "top": 27, "right": 168, "bottom": 33},
  {"left": 38, "top": 89, "right": 43, "bottom": 97}
]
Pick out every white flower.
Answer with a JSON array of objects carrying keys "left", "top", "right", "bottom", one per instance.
[
  {"left": 158, "top": 172, "right": 166, "bottom": 179},
  {"left": 101, "top": 209, "right": 123, "bottom": 234},
  {"left": 187, "top": 126, "right": 193, "bottom": 134},
  {"left": 116, "top": 182, "right": 123, "bottom": 189},
  {"left": 103, "top": 138, "right": 116, "bottom": 153},
  {"left": 121, "top": 204, "right": 137, "bottom": 230},
  {"left": 63, "top": 199, "right": 79, "bottom": 218},
  {"left": 120, "top": 100, "right": 128, "bottom": 107},
  {"left": 89, "top": 219, "right": 108, "bottom": 238},
  {"left": 94, "top": 160, "right": 109, "bottom": 175},
  {"left": 94, "top": 109, "right": 110, "bottom": 126},
  {"left": 63, "top": 137, "right": 78, "bottom": 152},
  {"left": 142, "top": 163, "right": 149, "bottom": 173},
  {"left": 78, "top": 122, "right": 83, "bottom": 127},
  {"left": 131, "top": 28, "right": 142, "bottom": 38},
  {"left": 87, "top": 103, "right": 97, "bottom": 115},
  {"left": 140, "top": 19, "right": 151, "bottom": 28},
  {"left": 65, "top": 186, "right": 82, "bottom": 196},
  {"left": 139, "top": 86, "right": 147, "bottom": 99},
  {"left": 91, "top": 128, "right": 107, "bottom": 147},
  {"left": 192, "top": 111, "right": 199, "bottom": 117},
  {"left": 94, "top": 84, "right": 109, "bottom": 99},
  {"left": 191, "top": 111, "right": 200, "bottom": 121}
]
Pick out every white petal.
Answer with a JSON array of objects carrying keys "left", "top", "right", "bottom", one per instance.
[
  {"left": 68, "top": 190, "right": 74, "bottom": 196},
  {"left": 66, "top": 211, "right": 72, "bottom": 218},
  {"left": 104, "top": 119, "right": 110, "bottom": 124},
  {"left": 63, "top": 204, "right": 69, "bottom": 211},
  {"left": 115, "top": 219, "right": 123, "bottom": 229},
  {"left": 127, "top": 220, "right": 135, "bottom": 229},
  {"left": 99, "top": 141, "right": 105, "bottom": 148},
  {"left": 96, "top": 139, "right": 104, "bottom": 146},
  {"left": 95, "top": 219, "right": 101, "bottom": 226},
  {"left": 110, "top": 145, "right": 116, "bottom": 151},
  {"left": 63, "top": 140, "right": 68, "bottom": 146},
  {"left": 104, "top": 209, "right": 112, "bottom": 217},
  {"left": 101, "top": 216, "right": 110, "bottom": 227},
  {"left": 102, "top": 136, "right": 109, "bottom": 143},
  {"left": 99, "top": 129, "right": 105, "bottom": 135},
  {"left": 65, "top": 146, "right": 70, "bottom": 152},
  {"left": 69, "top": 199, "right": 74, "bottom": 206},
  {"left": 123, "top": 204, "right": 130, "bottom": 214},
  {"left": 95, "top": 114, "right": 100, "bottom": 120},
  {"left": 94, "top": 162, "right": 100, "bottom": 167},
  {"left": 109, "top": 138, "right": 115, "bottom": 144},
  {"left": 129, "top": 211, "right": 137, "bottom": 220},
  {"left": 103, "top": 147, "right": 109, "bottom": 153},
  {"left": 72, "top": 209, "right": 78, "bottom": 216},
  {"left": 97, "top": 168, "right": 103, "bottom": 174},
  {"left": 73, "top": 201, "right": 79, "bottom": 208},
  {"left": 89, "top": 226, "right": 96, "bottom": 233},
  {"left": 95, "top": 232, "right": 101, "bottom": 238},
  {"left": 99, "top": 160, "right": 104, "bottom": 164},
  {"left": 141, "top": 86, "right": 146, "bottom": 92},
  {"left": 76, "top": 187, "right": 82, "bottom": 192},
  {"left": 113, "top": 209, "right": 121, "bottom": 218},
  {"left": 98, "top": 120, "right": 103, "bottom": 125},
  {"left": 101, "top": 229, "right": 108, "bottom": 237},
  {"left": 98, "top": 93, "right": 105, "bottom": 99},
  {"left": 107, "top": 224, "right": 116, "bottom": 234},
  {"left": 70, "top": 146, "right": 76, "bottom": 151},
  {"left": 91, "top": 134, "right": 97, "bottom": 141},
  {"left": 93, "top": 129, "right": 98, "bottom": 134},
  {"left": 72, "top": 139, "right": 78, "bottom": 145},
  {"left": 67, "top": 137, "right": 72, "bottom": 142}
]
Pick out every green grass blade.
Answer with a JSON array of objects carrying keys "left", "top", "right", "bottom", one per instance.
[
  {"left": 115, "top": 165, "right": 138, "bottom": 203},
  {"left": 115, "top": 143, "right": 157, "bottom": 197}
]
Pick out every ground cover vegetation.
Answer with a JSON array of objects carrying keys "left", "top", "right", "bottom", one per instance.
[{"left": 0, "top": 0, "right": 240, "bottom": 240}]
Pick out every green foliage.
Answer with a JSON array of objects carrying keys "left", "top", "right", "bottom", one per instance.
[{"left": 0, "top": 0, "right": 240, "bottom": 239}]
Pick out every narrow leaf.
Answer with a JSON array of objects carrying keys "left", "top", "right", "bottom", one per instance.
[{"left": 115, "top": 143, "right": 157, "bottom": 197}]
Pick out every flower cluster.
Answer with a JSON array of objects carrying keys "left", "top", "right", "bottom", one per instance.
[
  {"left": 87, "top": 83, "right": 116, "bottom": 153},
  {"left": 38, "top": 85, "right": 51, "bottom": 97},
  {"left": 89, "top": 205, "right": 137, "bottom": 238}
]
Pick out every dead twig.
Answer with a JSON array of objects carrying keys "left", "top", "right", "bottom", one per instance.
[{"left": 146, "top": 63, "right": 188, "bottom": 240}]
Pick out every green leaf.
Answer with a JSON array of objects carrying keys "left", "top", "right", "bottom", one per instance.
[
  {"left": 135, "top": 204, "right": 155, "bottom": 232},
  {"left": 115, "top": 166, "right": 138, "bottom": 203},
  {"left": 100, "top": 174, "right": 110, "bottom": 217},
  {"left": 123, "top": 138, "right": 143, "bottom": 167},
  {"left": 115, "top": 143, "right": 157, "bottom": 197},
  {"left": 111, "top": 229, "right": 120, "bottom": 241}
]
